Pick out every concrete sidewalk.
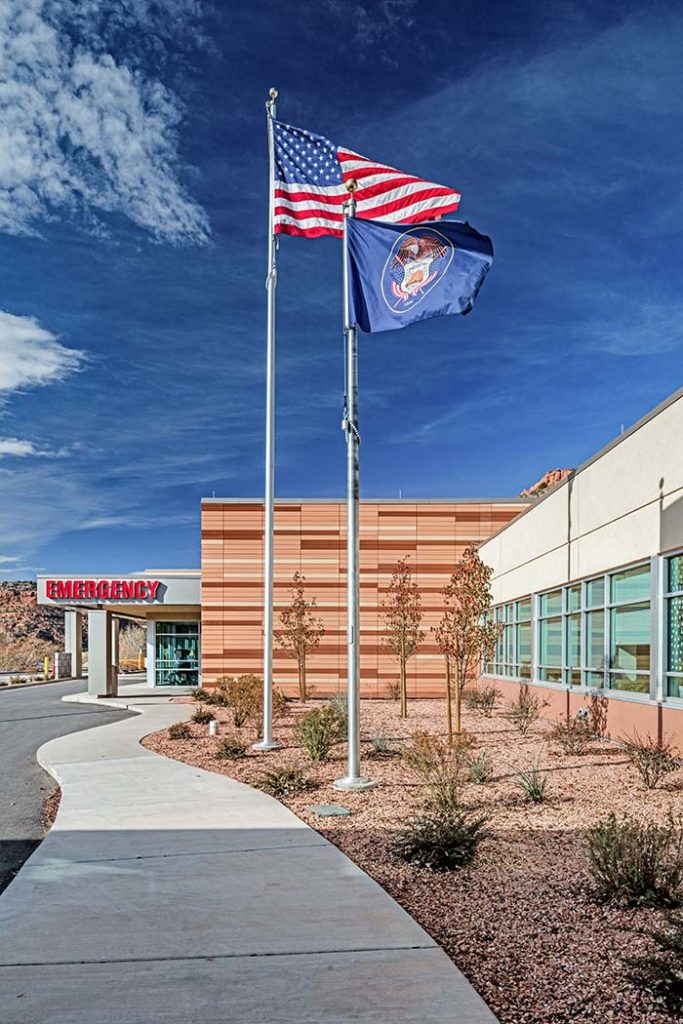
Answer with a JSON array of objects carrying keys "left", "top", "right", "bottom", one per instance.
[{"left": 0, "top": 696, "right": 498, "bottom": 1024}]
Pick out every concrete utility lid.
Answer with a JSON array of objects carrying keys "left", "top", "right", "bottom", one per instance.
[{"left": 307, "top": 803, "right": 351, "bottom": 817}]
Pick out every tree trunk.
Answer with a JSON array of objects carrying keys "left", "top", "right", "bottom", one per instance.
[
  {"left": 445, "top": 655, "right": 453, "bottom": 746},
  {"left": 298, "top": 651, "right": 307, "bottom": 702},
  {"left": 399, "top": 635, "right": 408, "bottom": 718},
  {"left": 454, "top": 658, "right": 461, "bottom": 737}
]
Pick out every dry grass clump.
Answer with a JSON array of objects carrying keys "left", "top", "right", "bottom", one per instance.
[
  {"left": 514, "top": 764, "right": 548, "bottom": 803},
  {"left": 585, "top": 689, "right": 609, "bottom": 738},
  {"left": 215, "top": 735, "right": 248, "bottom": 760},
  {"left": 505, "top": 682, "right": 548, "bottom": 735},
  {"left": 622, "top": 732, "right": 681, "bottom": 790},
  {"left": 191, "top": 706, "right": 215, "bottom": 724},
  {"left": 550, "top": 715, "right": 594, "bottom": 755},
  {"left": 403, "top": 730, "right": 472, "bottom": 812},
  {"left": 464, "top": 685, "right": 501, "bottom": 717},
  {"left": 467, "top": 750, "right": 493, "bottom": 784},
  {"left": 254, "top": 764, "right": 313, "bottom": 798},
  {"left": 167, "top": 721, "right": 190, "bottom": 740}
]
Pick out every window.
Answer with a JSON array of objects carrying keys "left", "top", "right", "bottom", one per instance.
[
  {"left": 539, "top": 589, "right": 562, "bottom": 682},
  {"left": 586, "top": 577, "right": 605, "bottom": 608},
  {"left": 608, "top": 564, "right": 650, "bottom": 693},
  {"left": 155, "top": 621, "right": 200, "bottom": 687},
  {"left": 585, "top": 608, "right": 605, "bottom": 685},
  {"left": 665, "top": 555, "right": 683, "bottom": 699},
  {"left": 565, "top": 611, "right": 582, "bottom": 686},
  {"left": 486, "top": 561, "right": 653, "bottom": 698},
  {"left": 516, "top": 599, "right": 532, "bottom": 678},
  {"left": 487, "top": 598, "right": 531, "bottom": 678}
]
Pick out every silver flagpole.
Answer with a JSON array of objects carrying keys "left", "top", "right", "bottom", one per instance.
[
  {"left": 254, "top": 88, "right": 280, "bottom": 751},
  {"left": 334, "top": 183, "right": 373, "bottom": 791}
]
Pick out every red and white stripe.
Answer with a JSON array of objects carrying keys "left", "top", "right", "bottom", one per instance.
[{"left": 274, "top": 150, "right": 461, "bottom": 239}]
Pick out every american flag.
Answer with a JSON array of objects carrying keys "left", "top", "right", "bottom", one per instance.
[{"left": 273, "top": 120, "right": 461, "bottom": 239}]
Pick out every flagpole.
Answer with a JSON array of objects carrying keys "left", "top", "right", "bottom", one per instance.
[
  {"left": 254, "top": 87, "right": 280, "bottom": 751},
  {"left": 335, "top": 184, "right": 373, "bottom": 792}
]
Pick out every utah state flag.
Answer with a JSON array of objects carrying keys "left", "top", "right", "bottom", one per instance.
[{"left": 346, "top": 217, "right": 493, "bottom": 334}]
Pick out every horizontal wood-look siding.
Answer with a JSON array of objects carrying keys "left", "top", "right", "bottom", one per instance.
[{"left": 201, "top": 501, "right": 524, "bottom": 697}]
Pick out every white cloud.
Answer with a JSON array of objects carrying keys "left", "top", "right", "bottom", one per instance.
[
  {"left": 0, "top": 437, "right": 68, "bottom": 458},
  {"left": 0, "top": 0, "right": 210, "bottom": 243},
  {"left": 0, "top": 439, "right": 40, "bottom": 457},
  {"left": 0, "top": 310, "right": 85, "bottom": 392}
]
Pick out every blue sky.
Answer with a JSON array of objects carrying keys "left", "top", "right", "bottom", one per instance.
[{"left": 1, "top": 0, "right": 682, "bottom": 577}]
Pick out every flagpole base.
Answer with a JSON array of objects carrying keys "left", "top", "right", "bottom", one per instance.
[
  {"left": 252, "top": 740, "right": 281, "bottom": 752},
  {"left": 333, "top": 776, "right": 375, "bottom": 792}
]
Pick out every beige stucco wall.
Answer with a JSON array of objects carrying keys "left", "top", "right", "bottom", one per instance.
[{"left": 480, "top": 391, "right": 683, "bottom": 603}]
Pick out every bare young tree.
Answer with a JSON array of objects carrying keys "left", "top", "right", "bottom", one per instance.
[
  {"left": 434, "top": 544, "right": 500, "bottom": 740},
  {"left": 381, "top": 556, "right": 424, "bottom": 718},
  {"left": 276, "top": 572, "right": 325, "bottom": 702}
]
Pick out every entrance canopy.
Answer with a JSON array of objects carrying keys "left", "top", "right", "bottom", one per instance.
[
  {"left": 37, "top": 570, "right": 200, "bottom": 621},
  {"left": 36, "top": 570, "right": 200, "bottom": 695}
]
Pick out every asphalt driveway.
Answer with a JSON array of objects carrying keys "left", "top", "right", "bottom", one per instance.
[{"left": 0, "top": 680, "right": 133, "bottom": 893}]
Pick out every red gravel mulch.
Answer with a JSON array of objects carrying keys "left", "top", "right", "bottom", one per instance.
[
  {"left": 41, "top": 787, "right": 61, "bottom": 830},
  {"left": 142, "top": 697, "right": 683, "bottom": 1024}
]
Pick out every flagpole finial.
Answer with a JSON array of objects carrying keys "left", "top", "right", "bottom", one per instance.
[
  {"left": 345, "top": 179, "right": 358, "bottom": 194},
  {"left": 269, "top": 87, "right": 278, "bottom": 100}
]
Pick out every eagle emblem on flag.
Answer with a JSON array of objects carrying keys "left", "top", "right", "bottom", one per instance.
[{"left": 382, "top": 228, "right": 455, "bottom": 313}]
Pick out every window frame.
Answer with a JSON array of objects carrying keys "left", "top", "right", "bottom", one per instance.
[
  {"left": 484, "top": 557, "right": 657, "bottom": 700},
  {"left": 663, "top": 549, "right": 683, "bottom": 702}
]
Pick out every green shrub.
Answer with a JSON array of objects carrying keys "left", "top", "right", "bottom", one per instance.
[
  {"left": 254, "top": 764, "right": 313, "bottom": 798},
  {"left": 271, "top": 687, "right": 290, "bottom": 720},
  {"left": 550, "top": 716, "right": 593, "bottom": 755},
  {"left": 213, "top": 675, "right": 288, "bottom": 732},
  {"left": 622, "top": 732, "right": 681, "bottom": 790},
  {"left": 215, "top": 735, "right": 247, "bottom": 760},
  {"left": 514, "top": 765, "right": 547, "bottom": 803},
  {"left": 192, "top": 706, "right": 215, "bottom": 724},
  {"left": 467, "top": 750, "right": 493, "bottom": 784},
  {"left": 404, "top": 731, "right": 469, "bottom": 812},
  {"left": 295, "top": 703, "right": 345, "bottom": 762},
  {"left": 191, "top": 686, "right": 216, "bottom": 704},
  {"left": 624, "top": 910, "right": 683, "bottom": 1014},
  {"left": 505, "top": 683, "right": 547, "bottom": 735},
  {"left": 216, "top": 674, "right": 262, "bottom": 727},
  {"left": 394, "top": 807, "right": 489, "bottom": 871},
  {"left": 369, "top": 735, "right": 399, "bottom": 759},
  {"left": 327, "top": 694, "right": 348, "bottom": 731},
  {"left": 586, "top": 813, "right": 683, "bottom": 907},
  {"left": 168, "top": 721, "right": 191, "bottom": 740},
  {"left": 464, "top": 685, "right": 501, "bottom": 717}
]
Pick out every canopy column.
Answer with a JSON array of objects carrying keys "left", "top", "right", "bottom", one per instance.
[
  {"left": 64, "top": 610, "right": 84, "bottom": 678},
  {"left": 87, "top": 610, "right": 116, "bottom": 696},
  {"left": 146, "top": 621, "right": 155, "bottom": 687},
  {"left": 111, "top": 618, "right": 120, "bottom": 676}
]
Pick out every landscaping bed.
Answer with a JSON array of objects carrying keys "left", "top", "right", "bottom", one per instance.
[{"left": 142, "top": 696, "right": 683, "bottom": 1024}]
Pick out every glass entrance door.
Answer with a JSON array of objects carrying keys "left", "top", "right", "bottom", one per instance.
[{"left": 155, "top": 622, "right": 199, "bottom": 686}]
